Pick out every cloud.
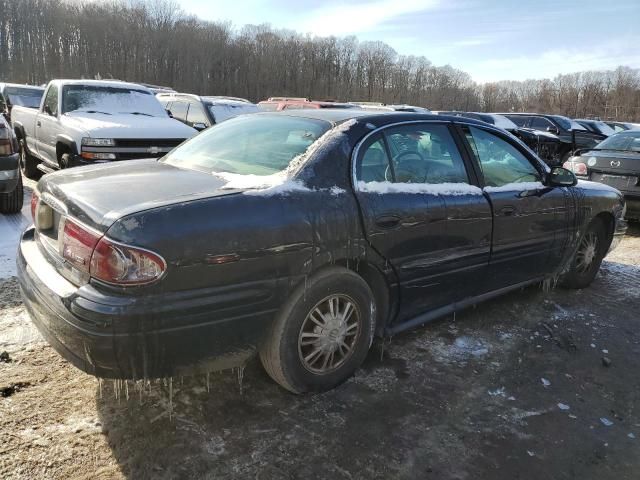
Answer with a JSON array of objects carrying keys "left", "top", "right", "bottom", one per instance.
[
  {"left": 469, "top": 36, "right": 640, "bottom": 83},
  {"left": 293, "top": 0, "right": 441, "bottom": 37}
]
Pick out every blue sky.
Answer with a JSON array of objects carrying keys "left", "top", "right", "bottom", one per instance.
[{"left": 176, "top": 0, "right": 640, "bottom": 83}]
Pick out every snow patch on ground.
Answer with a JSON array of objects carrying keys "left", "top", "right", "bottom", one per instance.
[
  {"left": 357, "top": 181, "right": 482, "bottom": 195},
  {"left": 0, "top": 307, "right": 43, "bottom": 351}
]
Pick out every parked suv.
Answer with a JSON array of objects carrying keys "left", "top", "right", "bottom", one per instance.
[
  {"left": 0, "top": 83, "right": 45, "bottom": 123},
  {"left": 11, "top": 80, "right": 197, "bottom": 177},
  {"left": 498, "top": 113, "right": 604, "bottom": 163},
  {"left": 0, "top": 114, "right": 22, "bottom": 214},
  {"left": 157, "top": 93, "right": 259, "bottom": 131}
]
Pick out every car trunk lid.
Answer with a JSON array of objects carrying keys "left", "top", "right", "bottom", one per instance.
[{"left": 585, "top": 150, "right": 640, "bottom": 194}]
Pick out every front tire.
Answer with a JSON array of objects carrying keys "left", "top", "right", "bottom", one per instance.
[
  {"left": 0, "top": 174, "right": 24, "bottom": 214},
  {"left": 260, "top": 267, "right": 375, "bottom": 393},
  {"left": 561, "top": 219, "right": 607, "bottom": 289}
]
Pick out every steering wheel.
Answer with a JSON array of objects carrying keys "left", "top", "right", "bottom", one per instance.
[{"left": 384, "top": 150, "right": 427, "bottom": 183}]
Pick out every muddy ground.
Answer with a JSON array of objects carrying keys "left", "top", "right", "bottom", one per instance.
[{"left": 1, "top": 183, "right": 639, "bottom": 479}]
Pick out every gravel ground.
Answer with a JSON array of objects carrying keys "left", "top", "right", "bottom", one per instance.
[{"left": 1, "top": 178, "right": 639, "bottom": 479}]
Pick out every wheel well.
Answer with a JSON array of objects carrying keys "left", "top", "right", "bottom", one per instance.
[
  {"left": 56, "top": 142, "right": 72, "bottom": 161},
  {"left": 332, "top": 259, "right": 391, "bottom": 336},
  {"left": 593, "top": 212, "right": 615, "bottom": 250}
]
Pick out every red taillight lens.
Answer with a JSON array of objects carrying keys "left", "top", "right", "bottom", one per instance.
[
  {"left": 30, "top": 192, "right": 39, "bottom": 221},
  {"left": 90, "top": 237, "right": 166, "bottom": 285},
  {"left": 61, "top": 220, "right": 101, "bottom": 272},
  {"left": 563, "top": 159, "right": 587, "bottom": 176},
  {"left": 0, "top": 127, "right": 12, "bottom": 155}
]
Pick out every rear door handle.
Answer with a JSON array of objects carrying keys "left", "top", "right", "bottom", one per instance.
[
  {"left": 500, "top": 206, "right": 516, "bottom": 216},
  {"left": 375, "top": 215, "right": 401, "bottom": 229}
]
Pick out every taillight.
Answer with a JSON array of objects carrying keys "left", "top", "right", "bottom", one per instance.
[
  {"left": 90, "top": 237, "right": 166, "bottom": 285},
  {"left": 563, "top": 159, "right": 587, "bottom": 176},
  {"left": 60, "top": 220, "right": 100, "bottom": 272},
  {"left": 0, "top": 126, "right": 12, "bottom": 155},
  {"left": 30, "top": 191, "right": 39, "bottom": 221}
]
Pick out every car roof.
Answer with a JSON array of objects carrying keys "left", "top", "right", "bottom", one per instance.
[
  {"left": 0, "top": 83, "right": 45, "bottom": 91},
  {"left": 256, "top": 109, "right": 491, "bottom": 128},
  {"left": 53, "top": 79, "right": 150, "bottom": 90}
]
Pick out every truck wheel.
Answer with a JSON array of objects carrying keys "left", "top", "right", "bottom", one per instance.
[
  {"left": 560, "top": 219, "right": 607, "bottom": 289},
  {"left": 59, "top": 153, "right": 72, "bottom": 169},
  {"left": 260, "top": 267, "right": 375, "bottom": 393},
  {"left": 0, "top": 174, "right": 24, "bottom": 214},
  {"left": 19, "top": 139, "right": 40, "bottom": 179}
]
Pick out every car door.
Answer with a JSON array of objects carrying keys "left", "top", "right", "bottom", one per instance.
[
  {"left": 353, "top": 122, "right": 492, "bottom": 323},
  {"left": 460, "top": 124, "right": 571, "bottom": 292},
  {"left": 36, "top": 84, "right": 60, "bottom": 165}
]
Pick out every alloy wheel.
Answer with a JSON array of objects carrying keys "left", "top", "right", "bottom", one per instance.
[
  {"left": 575, "top": 231, "right": 599, "bottom": 273},
  {"left": 298, "top": 294, "right": 361, "bottom": 374}
]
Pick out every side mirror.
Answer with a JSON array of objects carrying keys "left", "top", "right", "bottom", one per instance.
[
  {"left": 548, "top": 166, "right": 577, "bottom": 187},
  {"left": 166, "top": 109, "right": 173, "bottom": 118},
  {"left": 43, "top": 105, "right": 53, "bottom": 116},
  {"left": 192, "top": 122, "right": 207, "bottom": 131},
  {"left": 546, "top": 126, "right": 559, "bottom": 135}
]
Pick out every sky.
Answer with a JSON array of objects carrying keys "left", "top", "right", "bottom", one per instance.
[{"left": 175, "top": 0, "right": 640, "bottom": 83}]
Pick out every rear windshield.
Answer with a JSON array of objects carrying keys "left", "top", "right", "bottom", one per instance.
[
  {"left": 162, "top": 114, "right": 331, "bottom": 175},
  {"left": 550, "top": 115, "right": 586, "bottom": 131},
  {"left": 61, "top": 85, "right": 166, "bottom": 117},
  {"left": 591, "top": 121, "right": 615, "bottom": 136},
  {"left": 596, "top": 132, "right": 640, "bottom": 152},
  {"left": 208, "top": 103, "right": 259, "bottom": 123},
  {"left": 5, "top": 87, "right": 44, "bottom": 108}
]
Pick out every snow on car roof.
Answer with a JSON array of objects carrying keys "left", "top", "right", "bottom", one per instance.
[{"left": 53, "top": 79, "right": 151, "bottom": 91}]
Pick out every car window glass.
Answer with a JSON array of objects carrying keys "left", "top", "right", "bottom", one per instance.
[
  {"left": 43, "top": 85, "right": 58, "bottom": 116},
  {"left": 186, "top": 102, "right": 209, "bottom": 126},
  {"left": 464, "top": 126, "right": 540, "bottom": 187},
  {"left": 530, "top": 117, "right": 553, "bottom": 130},
  {"left": 170, "top": 101, "right": 189, "bottom": 121},
  {"left": 382, "top": 124, "right": 469, "bottom": 184},
  {"left": 355, "top": 136, "right": 391, "bottom": 183}
]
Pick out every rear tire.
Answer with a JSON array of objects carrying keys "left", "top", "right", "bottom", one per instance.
[
  {"left": 0, "top": 174, "right": 24, "bottom": 214},
  {"left": 260, "top": 267, "right": 375, "bottom": 394},
  {"left": 19, "top": 139, "right": 39, "bottom": 179},
  {"left": 560, "top": 219, "right": 607, "bottom": 289}
]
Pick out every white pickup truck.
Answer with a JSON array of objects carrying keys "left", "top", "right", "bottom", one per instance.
[{"left": 11, "top": 79, "right": 197, "bottom": 177}]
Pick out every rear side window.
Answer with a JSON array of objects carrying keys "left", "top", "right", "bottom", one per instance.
[
  {"left": 170, "top": 101, "right": 189, "bottom": 122},
  {"left": 186, "top": 102, "right": 209, "bottom": 126},
  {"left": 356, "top": 124, "right": 469, "bottom": 185},
  {"left": 463, "top": 126, "right": 540, "bottom": 187}
]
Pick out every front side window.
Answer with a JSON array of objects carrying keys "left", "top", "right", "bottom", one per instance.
[
  {"left": 163, "top": 114, "right": 330, "bottom": 176},
  {"left": 464, "top": 126, "right": 541, "bottom": 188},
  {"left": 61, "top": 85, "right": 166, "bottom": 116},
  {"left": 530, "top": 116, "right": 554, "bottom": 131},
  {"left": 43, "top": 85, "right": 58, "bottom": 116},
  {"left": 356, "top": 124, "right": 469, "bottom": 185},
  {"left": 169, "top": 101, "right": 189, "bottom": 122},
  {"left": 551, "top": 115, "right": 586, "bottom": 131},
  {"left": 505, "top": 115, "right": 528, "bottom": 127},
  {"left": 208, "top": 103, "right": 259, "bottom": 123}
]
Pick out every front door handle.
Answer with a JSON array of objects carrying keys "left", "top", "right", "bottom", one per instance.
[
  {"left": 500, "top": 206, "right": 516, "bottom": 216},
  {"left": 375, "top": 215, "right": 401, "bottom": 229},
  {"left": 36, "top": 121, "right": 41, "bottom": 127}
]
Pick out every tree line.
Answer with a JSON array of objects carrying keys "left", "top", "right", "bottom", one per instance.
[{"left": 1, "top": 0, "right": 639, "bottom": 121}]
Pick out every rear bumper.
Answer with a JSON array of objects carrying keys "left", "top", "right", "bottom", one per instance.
[
  {"left": 17, "top": 227, "right": 275, "bottom": 379},
  {"left": 623, "top": 195, "right": 640, "bottom": 220}
]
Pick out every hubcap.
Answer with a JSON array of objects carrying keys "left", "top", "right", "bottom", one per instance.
[
  {"left": 298, "top": 294, "right": 361, "bottom": 374},
  {"left": 575, "top": 232, "right": 598, "bottom": 273}
]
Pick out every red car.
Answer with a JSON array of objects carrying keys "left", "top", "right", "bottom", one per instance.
[{"left": 258, "top": 97, "right": 356, "bottom": 111}]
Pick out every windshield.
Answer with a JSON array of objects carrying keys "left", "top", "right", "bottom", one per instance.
[
  {"left": 208, "top": 103, "right": 259, "bottom": 123},
  {"left": 5, "top": 87, "right": 44, "bottom": 108},
  {"left": 61, "top": 85, "right": 166, "bottom": 116},
  {"left": 551, "top": 115, "right": 586, "bottom": 131},
  {"left": 163, "top": 114, "right": 331, "bottom": 175},
  {"left": 596, "top": 132, "right": 640, "bottom": 152}
]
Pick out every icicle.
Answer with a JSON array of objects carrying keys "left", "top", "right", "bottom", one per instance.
[
  {"left": 380, "top": 339, "right": 385, "bottom": 361},
  {"left": 138, "top": 380, "right": 143, "bottom": 404},
  {"left": 453, "top": 311, "right": 456, "bottom": 322},
  {"left": 206, "top": 372, "right": 210, "bottom": 393},
  {"left": 180, "top": 376, "right": 184, "bottom": 386},
  {"left": 304, "top": 275, "right": 308, "bottom": 301},
  {"left": 125, "top": 380, "right": 129, "bottom": 401},
  {"left": 113, "top": 380, "right": 119, "bottom": 401},
  {"left": 237, "top": 365, "right": 245, "bottom": 395},
  {"left": 168, "top": 377, "right": 173, "bottom": 421},
  {"left": 97, "top": 378, "right": 103, "bottom": 399}
]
